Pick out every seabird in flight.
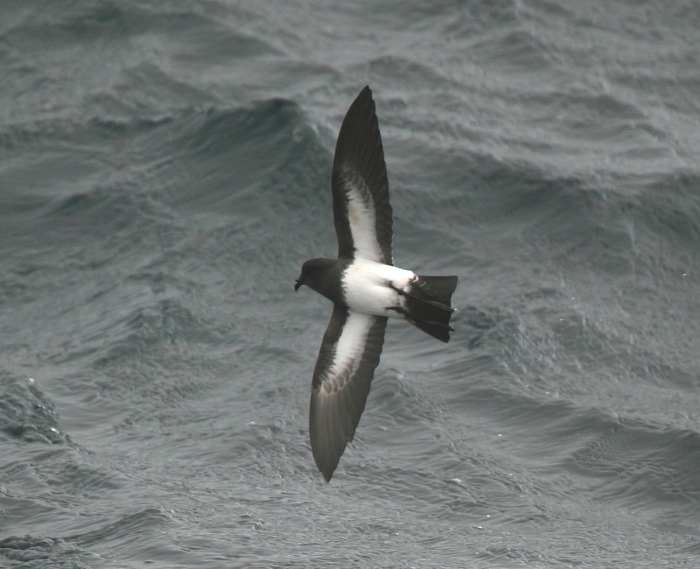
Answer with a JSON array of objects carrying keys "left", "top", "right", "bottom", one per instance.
[{"left": 295, "top": 86, "right": 458, "bottom": 482}]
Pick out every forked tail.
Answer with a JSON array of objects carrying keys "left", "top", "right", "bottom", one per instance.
[{"left": 403, "top": 275, "right": 458, "bottom": 342}]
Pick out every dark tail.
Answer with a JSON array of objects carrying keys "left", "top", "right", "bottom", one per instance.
[{"left": 403, "top": 275, "right": 458, "bottom": 343}]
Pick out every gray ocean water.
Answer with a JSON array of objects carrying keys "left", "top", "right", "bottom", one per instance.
[{"left": 2, "top": 1, "right": 700, "bottom": 567}]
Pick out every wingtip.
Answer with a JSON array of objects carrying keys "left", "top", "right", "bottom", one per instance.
[
  {"left": 356, "top": 85, "right": 373, "bottom": 103},
  {"left": 314, "top": 456, "right": 336, "bottom": 482}
]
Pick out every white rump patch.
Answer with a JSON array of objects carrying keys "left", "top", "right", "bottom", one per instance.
[{"left": 346, "top": 178, "right": 382, "bottom": 262}]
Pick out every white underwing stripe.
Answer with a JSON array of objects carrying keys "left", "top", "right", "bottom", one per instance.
[
  {"left": 345, "top": 176, "right": 382, "bottom": 262},
  {"left": 324, "top": 311, "right": 374, "bottom": 392}
]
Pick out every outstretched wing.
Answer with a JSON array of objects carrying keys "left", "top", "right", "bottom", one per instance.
[
  {"left": 309, "top": 305, "right": 387, "bottom": 481},
  {"left": 332, "top": 86, "right": 393, "bottom": 265}
]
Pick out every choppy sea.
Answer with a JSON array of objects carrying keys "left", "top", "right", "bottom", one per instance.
[{"left": 2, "top": 1, "right": 700, "bottom": 567}]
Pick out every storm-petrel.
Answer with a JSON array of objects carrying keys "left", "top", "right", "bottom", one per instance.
[{"left": 295, "top": 86, "right": 458, "bottom": 482}]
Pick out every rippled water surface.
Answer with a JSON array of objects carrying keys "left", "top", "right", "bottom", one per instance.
[{"left": 2, "top": 1, "right": 700, "bottom": 567}]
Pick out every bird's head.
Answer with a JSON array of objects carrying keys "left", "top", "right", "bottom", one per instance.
[{"left": 295, "top": 258, "right": 335, "bottom": 293}]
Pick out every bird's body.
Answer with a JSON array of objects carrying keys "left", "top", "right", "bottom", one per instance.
[
  {"left": 342, "top": 258, "right": 415, "bottom": 318},
  {"left": 295, "top": 86, "right": 457, "bottom": 481}
]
